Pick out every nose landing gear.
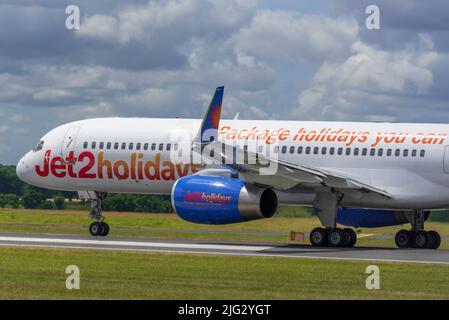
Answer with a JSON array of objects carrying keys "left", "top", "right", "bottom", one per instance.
[
  {"left": 79, "top": 191, "right": 110, "bottom": 237},
  {"left": 394, "top": 210, "right": 441, "bottom": 249}
]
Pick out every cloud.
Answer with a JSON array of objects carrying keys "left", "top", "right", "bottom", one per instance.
[
  {"left": 1, "top": 0, "right": 449, "bottom": 164},
  {"left": 233, "top": 10, "right": 359, "bottom": 63},
  {"left": 292, "top": 36, "right": 445, "bottom": 122}
]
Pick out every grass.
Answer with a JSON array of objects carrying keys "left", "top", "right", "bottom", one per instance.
[
  {"left": 1, "top": 208, "right": 449, "bottom": 248},
  {"left": 1, "top": 209, "right": 449, "bottom": 299},
  {"left": 1, "top": 247, "right": 449, "bottom": 299}
]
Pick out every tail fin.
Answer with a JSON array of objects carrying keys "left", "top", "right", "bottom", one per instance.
[{"left": 197, "top": 86, "right": 224, "bottom": 146}]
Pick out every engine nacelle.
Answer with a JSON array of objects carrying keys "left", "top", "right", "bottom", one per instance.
[
  {"left": 171, "top": 175, "right": 278, "bottom": 224},
  {"left": 337, "top": 208, "right": 428, "bottom": 228}
]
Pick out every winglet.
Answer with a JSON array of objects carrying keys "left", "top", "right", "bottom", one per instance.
[{"left": 197, "top": 86, "right": 224, "bottom": 146}]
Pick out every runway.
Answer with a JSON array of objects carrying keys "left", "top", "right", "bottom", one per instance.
[{"left": 0, "top": 232, "right": 448, "bottom": 264}]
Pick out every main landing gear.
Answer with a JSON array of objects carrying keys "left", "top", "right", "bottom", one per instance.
[
  {"left": 87, "top": 192, "right": 110, "bottom": 237},
  {"left": 394, "top": 209, "right": 441, "bottom": 249},
  {"left": 310, "top": 227, "right": 357, "bottom": 247},
  {"left": 310, "top": 191, "right": 357, "bottom": 248}
]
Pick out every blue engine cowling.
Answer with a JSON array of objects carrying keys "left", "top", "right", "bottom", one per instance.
[
  {"left": 337, "top": 208, "right": 428, "bottom": 228},
  {"left": 171, "top": 175, "right": 278, "bottom": 224}
]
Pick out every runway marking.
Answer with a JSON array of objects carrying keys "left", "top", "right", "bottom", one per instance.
[
  {"left": 0, "top": 236, "right": 274, "bottom": 252},
  {"left": 0, "top": 235, "right": 448, "bottom": 265},
  {"left": 357, "top": 233, "right": 375, "bottom": 239}
]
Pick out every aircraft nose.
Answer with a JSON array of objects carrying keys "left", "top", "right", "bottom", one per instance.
[{"left": 16, "top": 153, "right": 31, "bottom": 182}]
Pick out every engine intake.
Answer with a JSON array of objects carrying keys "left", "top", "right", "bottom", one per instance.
[{"left": 171, "top": 175, "right": 278, "bottom": 224}]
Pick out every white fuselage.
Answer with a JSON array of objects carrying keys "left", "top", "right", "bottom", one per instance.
[{"left": 16, "top": 117, "right": 449, "bottom": 210}]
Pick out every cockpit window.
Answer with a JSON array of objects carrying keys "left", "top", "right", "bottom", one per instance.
[{"left": 33, "top": 140, "right": 44, "bottom": 152}]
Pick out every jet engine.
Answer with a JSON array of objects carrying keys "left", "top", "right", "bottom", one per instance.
[{"left": 171, "top": 175, "right": 278, "bottom": 224}]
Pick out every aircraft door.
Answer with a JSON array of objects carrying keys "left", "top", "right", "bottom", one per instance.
[
  {"left": 61, "top": 126, "right": 81, "bottom": 160},
  {"left": 444, "top": 146, "right": 449, "bottom": 173}
]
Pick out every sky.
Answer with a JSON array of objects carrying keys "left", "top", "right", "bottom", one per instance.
[{"left": 1, "top": 0, "right": 449, "bottom": 164}]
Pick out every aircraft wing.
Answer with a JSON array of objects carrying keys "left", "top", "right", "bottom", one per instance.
[
  {"left": 193, "top": 86, "right": 393, "bottom": 199},
  {"left": 200, "top": 141, "right": 393, "bottom": 198}
]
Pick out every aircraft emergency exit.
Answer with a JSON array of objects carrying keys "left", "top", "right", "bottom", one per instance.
[{"left": 16, "top": 86, "right": 449, "bottom": 249}]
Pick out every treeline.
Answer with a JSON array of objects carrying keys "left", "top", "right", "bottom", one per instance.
[{"left": 0, "top": 164, "right": 173, "bottom": 213}]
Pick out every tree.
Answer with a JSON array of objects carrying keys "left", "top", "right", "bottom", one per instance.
[
  {"left": 0, "top": 165, "right": 24, "bottom": 195},
  {"left": 53, "top": 195, "right": 66, "bottom": 210},
  {"left": 0, "top": 193, "right": 20, "bottom": 208},
  {"left": 22, "top": 186, "right": 48, "bottom": 209}
]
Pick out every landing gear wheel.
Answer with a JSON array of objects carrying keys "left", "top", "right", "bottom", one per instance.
[
  {"left": 89, "top": 222, "right": 102, "bottom": 236},
  {"left": 395, "top": 229, "right": 411, "bottom": 248},
  {"left": 412, "top": 230, "right": 428, "bottom": 249},
  {"left": 310, "top": 227, "right": 328, "bottom": 246},
  {"left": 343, "top": 228, "right": 357, "bottom": 247},
  {"left": 100, "top": 222, "right": 110, "bottom": 237},
  {"left": 427, "top": 231, "right": 441, "bottom": 249},
  {"left": 328, "top": 229, "right": 344, "bottom": 247}
]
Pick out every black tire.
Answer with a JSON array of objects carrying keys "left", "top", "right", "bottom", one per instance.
[
  {"left": 395, "top": 229, "right": 411, "bottom": 248},
  {"left": 89, "top": 222, "right": 102, "bottom": 236},
  {"left": 100, "top": 222, "right": 110, "bottom": 236},
  {"left": 328, "top": 229, "right": 344, "bottom": 247},
  {"left": 427, "top": 230, "right": 441, "bottom": 249},
  {"left": 343, "top": 228, "right": 357, "bottom": 247},
  {"left": 310, "top": 227, "right": 328, "bottom": 246},
  {"left": 412, "top": 230, "right": 428, "bottom": 248}
]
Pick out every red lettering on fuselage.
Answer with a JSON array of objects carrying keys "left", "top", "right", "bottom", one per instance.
[{"left": 34, "top": 150, "right": 198, "bottom": 181}]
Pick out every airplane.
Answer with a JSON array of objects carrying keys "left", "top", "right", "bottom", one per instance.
[{"left": 16, "top": 86, "right": 449, "bottom": 249}]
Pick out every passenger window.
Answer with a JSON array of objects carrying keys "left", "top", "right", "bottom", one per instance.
[
  {"left": 107, "top": 142, "right": 111, "bottom": 150},
  {"left": 281, "top": 146, "right": 287, "bottom": 154},
  {"left": 370, "top": 148, "right": 375, "bottom": 156},
  {"left": 329, "top": 147, "right": 335, "bottom": 155},
  {"left": 114, "top": 142, "right": 119, "bottom": 150},
  {"left": 151, "top": 143, "right": 156, "bottom": 151},
  {"left": 83, "top": 142, "right": 88, "bottom": 149},
  {"left": 305, "top": 147, "right": 311, "bottom": 155},
  {"left": 313, "top": 147, "right": 319, "bottom": 155},
  {"left": 290, "top": 146, "right": 295, "bottom": 154},
  {"left": 167, "top": 144, "right": 171, "bottom": 151},
  {"left": 99, "top": 142, "right": 104, "bottom": 150},
  {"left": 121, "top": 143, "right": 126, "bottom": 150},
  {"left": 395, "top": 149, "right": 400, "bottom": 157},
  {"left": 298, "top": 146, "right": 303, "bottom": 154},
  {"left": 337, "top": 147, "right": 343, "bottom": 155},
  {"left": 346, "top": 148, "right": 351, "bottom": 156},
  {"left": 354, "top": 148, "right": 359, "bottom": 156},
  {"left": 322, "top": 147, "right": 327, "bottom": 155},
  {"left": 378, "top": 149, "right": 383, "bottom": 156},
  {"left": 387, "top": 149, "right": 392, "bottom": 156},
  {"left": 144, "top": 143, "right": 149, "bottom": 151},
  {"left": 129, "top": 143, "right": 134, "bottom": 150},
  {"left": 91, "top": 142, "right": 96, "bottom": 149},
  {"left": 159, "top": 143, "right": 164, "bottom": 151},
  {"left": 420, "top": 150, "right": 425, "bottom": 157},
  {"left": 362, "top": 148, "right": 367, "bottom": 156},
  {"left": 403, "top": 149, "right": 409, "bottom": 157},
  {"left": 136, "top": 143, "right": 141, "bottom": 150},
  {"left": 174, "top": 143, "right": 179, "bottom": 151},
  {"left": 412, "top": 149, "right": 417, "bottom": 157}
]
